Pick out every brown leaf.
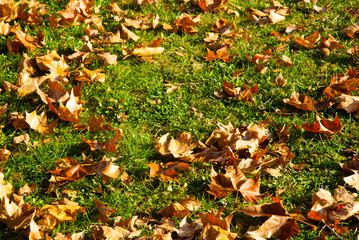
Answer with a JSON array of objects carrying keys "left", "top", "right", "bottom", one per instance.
[
  {"left": 87, "top": 115, "right": 112, "bottom": 132},
  {"left": 197, "top": 0, "right": 228, "bottom": 12},
  {"left": 155, "top": 132, "right": 197, "bottom": 159},
  {"left": 245, "top": 216, "right": 299, "bottom": 240},
  {"left": 156, "top": 202, "right": 190, "bottom": 218},
  {"left": 147, "top": 162, "right": 191, "bottom": 181},
  {"left": 91, "top": 225, "right": 131, "bottom": 240},
  {"left": 342, "top": 21, "right": 359, "bottom": 38},
  {"left": 7, "top": 25, "right": 44, "bottom": 53},
  {"left": 276, "top": 55, "right": 293, "bottom": 66},
  {"left": 25, "top": 110, "right": 58, "bottom": 135},
  {"left": 29, "top": 219, "right": 44, "bottom": 240},
  {"left": 0, "top": 171, "right": 12, "bottom": 199},
  {"left": 204, "top": 47, "right": 234, "bottom": 63},
  {"left": 273, "top": 73, "right": 287, "bottom": 87},
  {"left": 301, "top": 115, "right": 344, "bottom": 135},
  {"left": 164, "top": 13, "right": 200, "bottom": 34},
  {"left": 36, "top": 82, "right": 69, "bottom": 104},
  {"left": 336, "top": 94, "right": 359, "bottom": 113},
  {"left": 283, "top": 91, "right": 331, "bottom": 111},
  {"left": 94, "top": 199, "right": 117, "bottom": 224},
  {"left": 38, "top": 204, "right": 85, "bottom": 230},
  {"left": 73, "top": 68, "right": 106, "bottom": 83},
  {"left": 198, "top": 210, "right": 233, "bottom": 231},
  {"left": 295, "top": 32, "right": 320, "bottom": 48},
  {"left": 124, "top": 38, "right": 164, "bottom": 57},
  {"left": 0, "top": 195, "right": 36, "bottom": 230},
  {"left": 95, "top": 52, "right": 118, "bottom": 66},
  {"left": 199, "top": 224, "right": 237, "bottom": 240},
  {"left": 81, "top": 129, "right": 122, "bottom": 152}
]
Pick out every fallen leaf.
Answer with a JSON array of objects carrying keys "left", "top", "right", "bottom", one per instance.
[
  {"left": 38, "top": 204, "right": 85, "bottom": 230},
  {"left": 155, "top": 132, "right": 197, "bottom": 159},
  {"left": 147, "top": 162, "right": 191, "bottom": 181},
  {"left": 295, "top": 31, "right": 320, "bottom": 48},
  {"left": 273, "top": 73, "right": 287, "bottom": 87},
  {"left": 342, "top": 21, "right": 359, "bottom": 38},
  {"left": 82, "top": 129, "right": 122, "bottom": 152},
  {"left": 283, "top": 91, "right": 332, "bottom": 111},
  {"left": 204, "top": 47, "right": 234, "bottom": 63},
  {"left": 25, "top": 110, "right": 58, "bottom": 135},
  {"left": 301, "top": 115, "right": 344, "bottom": 136}
]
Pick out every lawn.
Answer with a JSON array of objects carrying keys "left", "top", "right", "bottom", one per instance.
[{"left": 0, "top": 0, "right": 359, "bottom": 239}]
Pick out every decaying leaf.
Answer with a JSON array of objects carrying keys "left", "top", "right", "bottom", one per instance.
[
  {"left": 204, "top": 47, "right": 234, "bottom": 62},
  {"left": 25, "top": 110, "right": 58, "bottom": 135},
  {"left": 147, "top": 162, "right": 191, "bottom": 181},
  {"left": 240, "top": 196, "right": 305, "bottom": 239},
  {"left": 283, "top": 91, "right": 332, "bottom": 111},
  {"left": 214, "top": 80, "right": 258, "bottom": 103},
  {"left": 308, "top": 186, "right": 359, "bottom": 224},
  {"left": 295, "top": 32, "right": 320, "bottom": 48},
  {"left": 155, "top": 132, "right": 197, "bottom": 159},
  {"left": 163, "top": 13, "right": 200, "bottom": 34},
  {"left": 342, "top": 21, "right": 359, "bottom": 38},
  {"left": 123, "top": 38, "right": 164, "bottom": 57},
  {"left": 38, "top": 204, "right": 85, "bottom": 230},
  {"left": 301, "top": 115, "right": 344, "bottom": 136},
  {"left": 82, "top": 129, "right": 122, "bottom": 152}
]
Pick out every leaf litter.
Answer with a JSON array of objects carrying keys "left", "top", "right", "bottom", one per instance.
[{"left": 0, "top": 0, "right": 359, "bottom": 239}]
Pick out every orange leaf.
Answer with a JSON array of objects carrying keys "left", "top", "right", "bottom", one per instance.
[
  {"left": 301, "top": 115, "right": 343, "bottom": 135},
  {"left": 82, "top": 129, "right": 122, "bottom": 152}
]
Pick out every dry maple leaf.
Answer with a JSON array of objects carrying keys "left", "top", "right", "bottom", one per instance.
[
  {"left": 273, "top": 73, "right": 287, "bottom": 87},
  {"left": 47, "top": 88, "right": 83, "bottom": 123},
  {"left": 155, "top": 132, "right": 197, "bottom": 159},
  {"left": 86, "top": 115, "right": 112, "bottom": 132},
  {"left": 336, "top": 94, "right": 359, "bottom": 115},
  {"left": 124, "top": 38, "right": 164, "bottom": 57},
  {"left": 215, "top": 79, "right": 258, "bottom": 103},
  {"left": 320, "top": 36, "right": 344, "bottom": 50},
  {"left": 240, "top": 196, "right": 307, "bottom": 240},
  {"left": 49, "top": 157, "right": 91, "bottom": 185},
  {"left": 94, "top": 199, "right": 117, "bottom": 224},
  {"left": 73, "top": 68, "right": 106, "bottom": 83},
  {"left": 156, "top": 202, "right": 191, "bottom": 218},
  {"left": 0, "top": 147, "right": 11, "bottom": 165},
  {"left": 25, "top": 110, "right": 58, "bottom": 135},
  {"left": 196, "top": 210, "right": 237, "bottom": 239},
  {"left": 207, "top": 167, "right": 262, "bottom": 202},
  {"left": 82, "top": 129, "right": 122, "bottom": 152},
  {"left": 204, "top": 47, "right": 234, "bottom": 63},
  {"left": 283, "top": 91, "right": 332, "bottom": 111},
  {"left": 49, "top": 155, "right": 121, "bottom": 185},
  {"left": 38, "top": 204, "right": 85, "bottom": 231},
  {"left": 36, "top": 81, "right": 69, "bottom": 104},
  {"left": 0, "top": 171, "right": 12, "bottom": 199},
  {"left": 7, "top": 24, "right": 45, "bottom": 53},
  {"left": 123, "top": 14, "right": 159, "bottom": 30},
  {"left": 147, "top": 162, "right": 191, "bottom": 181},
  {"left": 295, "top": 31, "right": 320, "bottom": 48},
  {"left": 301, "top": 115, "right": 344, "bottom": 136},
  {"left": 36, "top": 50, "right": 69, "bottom": 82},
  {"left": 308, "top": 186, "right": 359, "bottom": 225},
  {"left": 163, "top": 13, "right": 200, "bottom": 34},
  {"left": 91, "top": 225, "right": 132, "bottom": 240},
  {"left": 200, "top": 225, "right": 237, "bottom": 240},
  {"left": 0, "top": 195, "right": 36, "bottom": 230},
  {"left": 342, "top": 21, "right": 359, "bottom": 38},
  {"left": 197, "top": 0, "right": 228, "bottom": 12},
  {"left": 28, "top": 219, "right": 44, "bottom": 240},
  {"left": 95, "top": 52, "right": 118, "bottom": 66}
]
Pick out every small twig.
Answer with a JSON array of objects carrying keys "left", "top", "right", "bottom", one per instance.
[{"left": 321, "top": 220, "right": 344, "bottom": 240}]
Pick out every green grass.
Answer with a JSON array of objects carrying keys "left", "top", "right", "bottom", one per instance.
[{"left": 1, "top": 0, "right": 359, "bottom": 239}]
